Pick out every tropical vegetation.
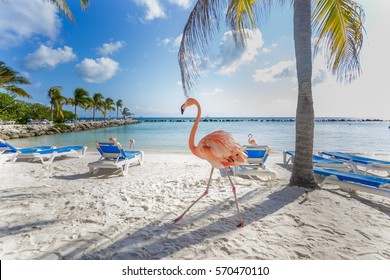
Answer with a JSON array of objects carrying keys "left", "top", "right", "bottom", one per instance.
[
  {"left": 48, "top": 86, "right": 67, "bottom": 122},
  {"left": 121, "top": 107, "right": 133, "bottom": 119},
  {"left": 0, "top": 61, "right": 32, "bottom": 99},
  {"left": 66, "top": 88, "right": 91, "bottom": 121},
  {"left": 91, "top": 93, "right": 105, "bottom": 121},
  {"left": 116, "top": 99, "right": 123, "bottom": 119},
  {"left": 178, "top": 0, "right": 365, "bottom": 188},
  {"left": 0, "top": 93, "right": 75, "bottom": 124},
  {"left": 0, "top": 60, "right": 134, "bottom": 124},
  {"left": 103, "top": 98, "right": 116, "bottom": 119}
]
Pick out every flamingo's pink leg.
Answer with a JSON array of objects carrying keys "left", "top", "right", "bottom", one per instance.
[
  {"left": 225, "top": 168, "right": 244, "bottom": 228},
  {"left": 173, "top": 168, "right": 214, "bottom": 224}
]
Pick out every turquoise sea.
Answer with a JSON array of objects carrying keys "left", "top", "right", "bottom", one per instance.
[{"left": 8, "top": 118, "right": 390, "bottom": 155}]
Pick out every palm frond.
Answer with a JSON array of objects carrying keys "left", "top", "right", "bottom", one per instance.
[
  {"left": 47, "top": 0, "right": 91, "bottom": 24},
  {"left": 226, "top": 0, "right": 270, "bottom": 45},
  {"left": 47, "top": 0, "right": 75, "bottom": 23},
  {"left": 4, "top": 86, "right": 32, "bottom": 98},
  {"left": 178, "top": 0, "right": 227, "bottom": 96},
  {"left": 312, "top": 0, "right": 365, "bottom": 82}
]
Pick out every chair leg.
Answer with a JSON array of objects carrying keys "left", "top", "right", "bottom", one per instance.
[{"left": 122, "top": 163, "right": 129, "bottom": 176}]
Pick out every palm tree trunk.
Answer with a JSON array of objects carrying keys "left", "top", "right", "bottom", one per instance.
[
  {"left": 50, "top": 104, "right": 53, "bottom": 122},
  {"left": 290, "top": 0, "right": 318, "bottom": 188},
  {"left": 74, "top": 106, "right": 77, "bottom": 122},
  {"left": 93, "top": 107, "right": 95, "bottom": 121}
]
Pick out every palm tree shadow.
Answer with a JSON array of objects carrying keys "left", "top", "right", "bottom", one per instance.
[
  {"left": 277, "top": 163, "right": 293, "bottom": 172},
  {"left": 50, "top": 185, "right": 305, "bottom": 259}
]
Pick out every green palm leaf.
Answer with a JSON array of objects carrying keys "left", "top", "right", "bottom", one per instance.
[{"left": 312, "top": 0, "right": 365, "bottom": 82}]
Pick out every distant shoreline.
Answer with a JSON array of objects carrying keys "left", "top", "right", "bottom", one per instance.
[
  {"left": 136, "top": 117, "right": 389, "bottom": 123},
  {"left": 0, "top": 119, "right": 139, "bottom": 140}
]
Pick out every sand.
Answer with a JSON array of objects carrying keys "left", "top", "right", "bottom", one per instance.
[{"left": 0, "top": 151, "right": 390, "bottom": 260}]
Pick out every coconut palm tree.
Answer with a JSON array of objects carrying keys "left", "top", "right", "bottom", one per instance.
[
  {"left": 103, "top": 97, "right": 115, "bottom": 119},
  {"left": 121, "top": 107, "right": 132, "bottom": 119},
  {"left": 178, "top": 0, "right": 365, "bottom": 188},
  {"left": 67, "top": 87, "right": 91, "bottom": 121},
  {"left": 91, "top": 93, "right": 105, "bottom": 121},
  {"left": 116, "top": 99, "right": 123, "bottom": 119},
  {"left": 48, "top": 86, "right": 66, "bottom": 121},
  {"left": 0, "top": 61, "right": 32, "bottom": 99}
]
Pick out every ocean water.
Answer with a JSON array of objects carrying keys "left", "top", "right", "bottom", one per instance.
[{"left": 8, "top": 118, "right": 390, "bottom": 156}]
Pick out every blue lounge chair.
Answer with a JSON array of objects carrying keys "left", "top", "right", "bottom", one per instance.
[
  {"left": 283, "top": 150, "right": 352, "bottom": 171},
  {"left": 0, "top": 139, "right": 54, "bottom": 154},
  {"left": 314, "top": 167, "right": 390, "bottom": 199},
  {"left": 14, "top": 145, "right": 87, "bottom": 164},
  {"left": 319, "top": 151, "right": 390, "bottom": 176},
  {"left": 233, "top": 145, "right": 276, "bottom": 179},
  {"left": 88, "top": 141, "right": 144, "bottom": 176}
]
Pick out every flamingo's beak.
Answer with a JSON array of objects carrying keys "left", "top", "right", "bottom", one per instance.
[{"left": 180, "top": 104, "right": 186, "bottom": 115}]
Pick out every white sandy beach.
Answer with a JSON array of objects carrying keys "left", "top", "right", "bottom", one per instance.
[{"left": 0, "top": 151, "right": 389, "bottom": 260}]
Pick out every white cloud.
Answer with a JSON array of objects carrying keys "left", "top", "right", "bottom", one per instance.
[
  {"left": 75, "top": 57, "right": 120, "bottom": 83},
  {"left": 252, "top": 56, "right": 330, "bottom": 85},
  {"left": 134, "top": 0, "right": 166, "bottom": 20},
  {"left": 200, "top": 88, "right": 224, "bottom": 96},
  {"left": 24, "top": 45, "right": 76, "bottom": 70},
  {"left": 169, "top": 0, "right": 192, "bottom": 9},
  {"left": 0, "top": 0, "right": 60, "bottom": 49},
  {"left": 96, "top": 41, "right": 126, "bottom": 56},
  {"left": 253, "top": 60, "right": 295, "bottom": 83},
  {"left": 217, "top": 29, "right": 264, "bottom": 75},
  {"left": 158, "top": 34, "right": 182, "bottom": 52}
]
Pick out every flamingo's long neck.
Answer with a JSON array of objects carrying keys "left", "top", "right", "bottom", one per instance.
[{"left": 189, "top": 100, "right": 201, "bottom": 157}]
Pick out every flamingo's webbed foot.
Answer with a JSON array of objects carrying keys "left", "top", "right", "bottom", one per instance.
[
  {"left": 236, "top": 220, "right": 244, "bottom": 228},
  {"left": 173, "top": 215, "right": 184, "bottom": 224}
]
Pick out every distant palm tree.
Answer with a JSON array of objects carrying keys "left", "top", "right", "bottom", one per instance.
[
  {"left": 103, "top": 97, "right": 115, "bottom": 119},
  {"left": 91, "top": 93, "right": 105, "bottom": 121},
  {"left": 48, "top": 86, "right": 66, "bottom": 122},
  {"left": 67, "top": 87, "right": 91, "bottom": 121},
  {"left": 0, "top": 61, "right": 32, "bottom": 99},
  {"left": 46, "top": 0, "right": 90, "bottom": 23},
  {"left": 178, "top": 0, "right": 365, "bottom": 188},
  {"left": 121, "top": 107, "right": 132, "bottom": 119},
  {"left": 116, "top": 99, "right": 123, "bottom": 119}
]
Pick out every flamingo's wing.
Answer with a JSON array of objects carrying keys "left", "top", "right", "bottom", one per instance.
[{"left": 197, "top": 130, "right": 247, "bottom": 166}]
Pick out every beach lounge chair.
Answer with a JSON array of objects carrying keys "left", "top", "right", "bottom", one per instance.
[
  {"left": 319, "top": 151, "right": 390, "bottom": 176},
  {"left": 233, "top": 145, "right": 276, "bottom": 179},
  {"left": 0, "top": 139, "right": 54, "bottom": 154},
  {"left": 283, "top": 150, "right": 352, "bottom": 171},
  {"left": 14, "top": 145, "right": 87, "bottom": 164},
  {"left": 88, "top": 141, "right": 144, "bottom": 176},
  {"left": 314, "top": 167, "right": 390, "bottom": 199}
]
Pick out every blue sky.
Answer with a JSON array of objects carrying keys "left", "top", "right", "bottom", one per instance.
[{"left": 1, "top": 0, "right": 389, "bottom": 119}]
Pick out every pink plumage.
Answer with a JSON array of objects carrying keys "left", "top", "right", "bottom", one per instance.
[{"left": 173, "top": 98, "right": 247, "bottom": 228}]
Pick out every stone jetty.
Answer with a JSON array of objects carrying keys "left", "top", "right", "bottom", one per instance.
[{"left": 0, "top": 119, "right": 139, "bottom": 140}]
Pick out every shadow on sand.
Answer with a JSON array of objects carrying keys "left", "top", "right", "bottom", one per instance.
[{"left": 37, "top": 185, "right": 306, "bottom": 259}]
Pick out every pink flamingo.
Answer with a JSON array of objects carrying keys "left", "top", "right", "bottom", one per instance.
[
  {"left": 247, "top": 133, "right": 258, "bottom": 145},
  {"left": 173, "top": 98, "right": 247, "bottom": 227}
]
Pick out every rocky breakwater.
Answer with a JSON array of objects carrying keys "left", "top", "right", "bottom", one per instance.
[{"left": 0, "top": 119, "right": 139, "bottom": 140}]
